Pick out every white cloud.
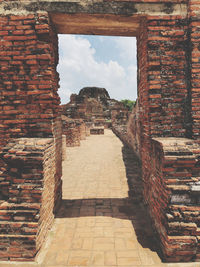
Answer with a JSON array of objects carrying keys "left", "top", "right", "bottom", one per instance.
[
  {"left": 57, "top": 35, "right": 137, "bottom": 104},
  {"left": 114, "top": 37, "right": 137, "bottom": 63}
]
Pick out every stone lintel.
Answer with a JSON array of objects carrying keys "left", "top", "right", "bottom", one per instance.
[
  {"left": 51, "top": 13, "right": 141, "bottom": 36},
  {"left": 0, "top": 1, "right": 187, "bottom": 17}
]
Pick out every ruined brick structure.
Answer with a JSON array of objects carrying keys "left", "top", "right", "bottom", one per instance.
[
  {"left": 61, "top": 87, "right": 129, "bottom": 127},
  {"left": 0, "top": 0, "right": 200, "bottom": 263},
  {"left": 62, "top": 115, "right": 88, "bottom": 147},
  {"left": 61, "top": 87, "right": 129, "bottom": 144}
]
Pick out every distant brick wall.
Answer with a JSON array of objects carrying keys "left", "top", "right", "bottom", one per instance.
[
  {"left": 62, "top": 118, "right": 88, "bottom": 147},
  {"left": 62, "top": 135, "right": 67, "bottom": 161},
  {"left": 90, "top": 128, "right": 104, "bottom": 135},
  {"left": 85, "top": 125, "right": 91, "bottom": 136},
  {"left": 127, "top": 101, "right": 140, "bottom": 156},
  {"left": 62, "top": 120, "right": 80, "bottom": 147},
  {"left": 79, "top": 123, "right": 86, "bottom": 140}
]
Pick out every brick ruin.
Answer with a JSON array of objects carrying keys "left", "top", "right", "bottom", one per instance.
[
  {"left": 1, "top": 0, "right": 200, "bottom": 263},
  {"left": 62, "top": 116, "right": 88, "bottom": 147},
  {"left": 61, "top": 87, "right": 129, "bottom": 145},
  {"left": 62, "top": 87, "right": 129, "bottom": 126}
]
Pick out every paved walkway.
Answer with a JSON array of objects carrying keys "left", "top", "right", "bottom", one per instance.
[{"left": 0, "top": 130, "right": 199, "bottom": 267}]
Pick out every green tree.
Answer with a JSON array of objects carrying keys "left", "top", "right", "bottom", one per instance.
[{"left": 120, "top": 99, "right": 136, "bottom": 111}]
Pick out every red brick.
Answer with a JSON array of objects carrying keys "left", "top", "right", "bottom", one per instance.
[
  {"left": 35, "top": 24, "right": 49, "bottom": 30},
  {"left": 26, "top": 60, "right": 37, "bottom": 65},
  {"left": 10, "top": 15, "right": 35, "bottom": 21},
  {"left": 4, "top": 36, "right": 27, "bottom": 41},
  {"left": 0, "top": 31, "right": 8, "bottom": 35}
]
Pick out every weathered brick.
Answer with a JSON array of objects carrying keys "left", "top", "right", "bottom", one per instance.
[{"left": 0, "top": 12, "right": 62, "bottom": 262}]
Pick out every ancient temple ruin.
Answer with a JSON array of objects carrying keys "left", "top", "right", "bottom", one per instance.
[
  {"left": 62, "top": 87, "right": 129, "bottom": 124},
  {"left": 1, "top": 0, "right": 200, "bottom": 263},
  {"left": 61, "top": 87, "right": 129, "bottom": 145}
]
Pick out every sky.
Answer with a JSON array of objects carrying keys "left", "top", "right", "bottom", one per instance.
[{"left": 57, "top": 34, "right": 137, "bottom": 104}]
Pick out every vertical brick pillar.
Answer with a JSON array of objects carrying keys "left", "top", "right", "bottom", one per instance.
[
  {"left": 137, "top": 14, "right": 189, "bottom": 214},
  {"left": 0, "top": 12, "right": 62, "bottom": 205},
  {"left": 188, "top": 0, "right": 200, "bottom": 139},
  {"left": 135, "top": 14, "right": 200, "bottom": 262},
  {"left": 147, "top": 15, "right": 188, "bottom": 138},
  {"left": 0, "top": 12, "right": 62, "bottom": 260},
  {"left": 143, "top": 15, "right": 188, "bottom": 206},
  {"left": 137, "top": 17, "right": 152, "bottom": 206},
  {"left": 0, "top": 13, "right": 60, "bottom": 142}
]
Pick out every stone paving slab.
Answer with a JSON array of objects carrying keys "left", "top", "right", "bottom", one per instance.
[{"left": 0, "top": 130, "right": 200, "bottom": 267}]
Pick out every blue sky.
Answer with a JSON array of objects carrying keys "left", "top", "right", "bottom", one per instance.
[{"left": 57, "top": 34, "right": 137, "bottom": 104}]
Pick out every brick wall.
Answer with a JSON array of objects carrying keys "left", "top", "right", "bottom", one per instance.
[
  {"left": 0, "top": 12, "right": 62, "bottom": 261},
  {"left": 0, "top": 138, "right": 57, "bottom": 261},
  {"left": 142, "top": 13, "right": 189, "bottom": 215},
  {"left": 85, "top": 123, "right": 91, "bottom": 136},
  {"left": 0, "top": 13, "right": 60, "bottom": 146},
  {"left": 62, "top": 119, "right": 81, "bottom": 147},
  {"left": 124, "top": 11, "right": 200, "bottom": 262},
  {"left": 147, "top": 15, "right": 189, "bottom": 138},
  {"left": 149, "top": 138, "right": 200, "bottom": 262},
  {"left": 79, "top": 123, "right": 86, "bottom": 140},
  {"left": 136, "top": 17, "right": 153, "bottom": 214},
  {"left": 62, "top": 118, "right": 88, "bottom": 147},
  {"left": 0, "top": 12, "right": 62, "bottom": 198}
]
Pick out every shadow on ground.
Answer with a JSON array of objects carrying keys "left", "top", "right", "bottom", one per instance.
[{"left": 56, "top": 144, "right": 162, "bottom": 259}]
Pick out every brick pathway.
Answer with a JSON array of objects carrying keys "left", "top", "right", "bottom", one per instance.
[{"left": 0, "top": 129, "right": 199, "bottom": 267}]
